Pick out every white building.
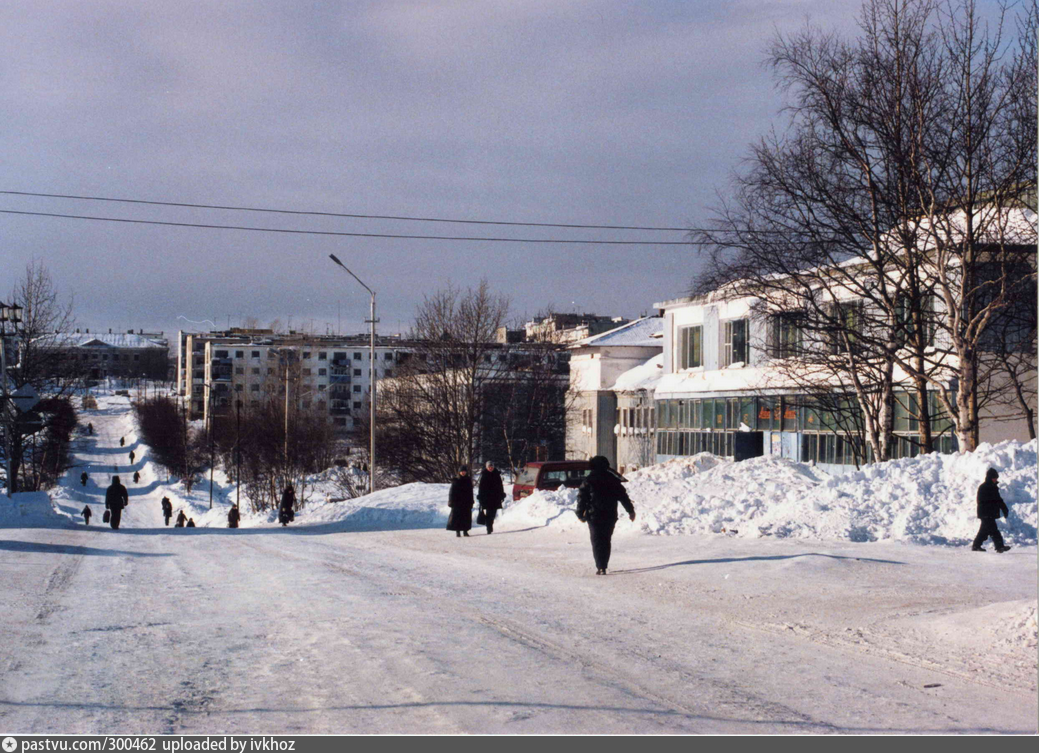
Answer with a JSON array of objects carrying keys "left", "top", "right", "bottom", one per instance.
[{"left": 566, "top": 317, "right": 663, "bottom": 470}]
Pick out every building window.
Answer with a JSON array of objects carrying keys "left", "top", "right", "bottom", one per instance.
[
  {"left": 353, "top": 352, "right": 361, "bottom": 360},
  {"left": 318, "top": 351, "right": 327, "bottom": 360},
  {"left": 251, "top": 350, "right": 260, "bottom": 358},
  {"left": 250, "top": 384, "right": 259, "bottom": 392},
  {"left": 319, "top": 384, "right": 327, "bottom": 391},
  {"left": 771, "top": 313, "right": 804, "bottom": 358},
  {"left": 318, "top": 368, "right": 327, "bottom": 376},
  {"left": 353, "top": 401, "right": 361, "bottom": 409},
  {"left": 235, "top": 367, "right": 244, "bottom": 375},
  {"left": 723, "top": 319, "right": 748, "bottom": 366},
  {"left": 678, "top": 325, "right": 702, "bottom": 369},
  {"left": 353, "top": 369, "right": 361, "bottom": 377},
  {"left": 267, "top": 367, "right": 274, "bottom": 375},
  {"left": 353, "top": 385, "right": 361, "bottom": 393},
  {"left": 303, "top": 352, "right": 311, "bottom": 359},
  {"left": 252, "top": 367, "right": 260, "bottom": 375},
  {"left": 235, "top": 350, "right": 244, "bottom": 358},
  {"left": 384, "top": 352, "right": 393, "bottom": 360}
]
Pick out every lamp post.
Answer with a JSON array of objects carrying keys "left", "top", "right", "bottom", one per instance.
[
  {"left": 235, "top": 398, "right": 242, "bottom": 512},
  {"left": 329, "top": 254, "right": 378, "bottom": 494},
  {"left": 1, "top": 301, "right": 24, "bottom": 498}
]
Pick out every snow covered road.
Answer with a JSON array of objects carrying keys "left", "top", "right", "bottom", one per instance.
[
  {"left": 0, "top": 523, "right": 1035, "bottom": 734},
  {"left": 0, "top": 394, "right": 1035, "bottom": 734}
]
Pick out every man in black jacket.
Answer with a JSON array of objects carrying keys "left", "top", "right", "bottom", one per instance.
[
  {"left": 972, "top": 468, "right": 1011, "bottom": 552},
  {"left": 576, "top": 456, "right": 635, "bottom": 575},
  {"left": 477, "top": 461, "right": 506, "bottom": 534},
  {"left": 105, "top": 476, "right": 129, "bottom": 530}
]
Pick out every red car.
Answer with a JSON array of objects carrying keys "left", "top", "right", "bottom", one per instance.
[{"left": 511, "top": 461, "right": 593, "bottom": 502}]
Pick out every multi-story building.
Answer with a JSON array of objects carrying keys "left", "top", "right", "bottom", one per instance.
[
  {"left": 177, "top": 329, "right": 407, "bottom": 433},
  {"left": 36, "top": 329, "right": 169, "bottom": 381}
]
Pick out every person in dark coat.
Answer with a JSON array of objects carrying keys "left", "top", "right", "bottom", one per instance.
[
  {"left": 186, "top": 518, "right": 196, "bottom": 528},
  {"left": 228, "top": 504, "right": 240, "bottom": 529},
  {"left": 129, "top": 450, "right": 135, "bottom": 464},
  {"left": 972, "top": 468, "right": 1011, "bottom": 553},
  {"left": 279, "top": 485, "right": 296, "bottom": 523},
  {"left": 80, "top": 471, "right": 88, "bottom": 487},
  {"left": 576, "top": 456, "right": 635, "bottom": 575},
  {"left": 82, "top": 505, "right": 92, "bottom": 525},
  {"left": 104, "top": 476, "right": 129, "bottom": 530},
  {"left": 87, "top": 423, "right": 93, "bottom": 436},
  {"left": 447, "top": 466, "right": 474, "bottom": 537},
  {"left": 120, "top": 437, "right": 125, "bottom": 447},
  {"left": 133, "top": 470, "right": 140, "bottom": 484},
  {"left": 477, "top": 460, "right": 506, "bottom": 534},
  {"left": 175, "top": 510, "right": 187, "bottom": 527},
  {"left": 161, "top": 497, "right": 173, "bottom": 526}
]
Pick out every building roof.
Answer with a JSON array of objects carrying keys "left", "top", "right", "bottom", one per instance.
[
  {"left": 37, "top": 332, "right": 168, "bottom": 349},
  {"left": 610, "top": 353, "right": 664, "bottom": 392},
  {"left": 573, "top": 316, "right": 663, "bottom": 348}
]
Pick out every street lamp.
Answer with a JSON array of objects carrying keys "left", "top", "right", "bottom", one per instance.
[
  {"left": 1, "top": 301, "right": 25, "bottom": 498},
  {"left": 328, "top": 254, "right": 378, "bottom": 495}
]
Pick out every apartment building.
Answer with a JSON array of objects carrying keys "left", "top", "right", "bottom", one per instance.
[
  {"left": 37, "top": 329, "right": 169, "bottom": 381},
  {"left": 177, "top": 329, "right": 406, "bottom": 432}
]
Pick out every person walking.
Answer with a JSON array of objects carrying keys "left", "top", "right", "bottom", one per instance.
[
  {"left": 279, "top": 485, "right": 296, "bottom": 525},
  {"left": 175, "top": 510, "right": 187, "bottom": 527},
  {"left": 161, "top": 496, "right": 173, "bottom": 526},
  {"left": 105, "top": 476, "right": 129, "bottom": 530},
  {"left": 129, "top": 450, "right": 135, "bottom": 464},
  {"left": 972, "top": 468, "right": 1012, "bottom": 553},
  {"left": 133, "top": 470, "right": 141, "bottom": 484},
  {"left": 228, "top": 504, "right": 240, "bottom": 529},
  {"left": 82, "top": 505, "right": 92, "bottom": 525},
  {"left": 80, "top": 471, "right": 88, "bottom": 487},
  {"left": 477, "top": 460, "right": 506, "bottom": 534},
  {"left": 119, "top": 437, "right": 125, "bottom": 447},
  {"left": 447, "top": 466, "right": 474, "bottom": 537},
  {"left": 576, "top": 456, "right": 635, "bottom": 575},
  {"left": 87, "top": 423, "right": 93, "bottom": 436}
]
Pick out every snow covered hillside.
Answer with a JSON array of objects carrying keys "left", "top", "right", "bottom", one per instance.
[{"left": 503, "top": 442, "right": 1038, "bottom": 546}]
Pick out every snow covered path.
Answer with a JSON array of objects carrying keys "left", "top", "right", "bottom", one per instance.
[{"left": 0, "top": 398, "right": 1035, "bottom": 734}]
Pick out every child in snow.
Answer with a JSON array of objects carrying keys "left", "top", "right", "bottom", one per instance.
[
  {"left": 175, "top": 510, "right": 187, "bottom": 528},
  {"left": 186, "top": 518, "right": 196, "bottom": 528}
]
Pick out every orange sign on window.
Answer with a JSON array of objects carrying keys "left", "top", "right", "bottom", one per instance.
[
  {"left": 758, "top": 409, "right": 771, "bottom": 420},
  {"left": 784, "top": 409, "right": 797, "bottom": 420}
]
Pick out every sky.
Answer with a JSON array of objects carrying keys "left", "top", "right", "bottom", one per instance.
[{"left": 0, "top": 0, "right": 930, "bottom": 337}]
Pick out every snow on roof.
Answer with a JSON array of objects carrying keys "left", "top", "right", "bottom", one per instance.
[
  {"left": 611, "top": 353, "right": 664, "bottom": 392},
  {"left": 573, "top": 316, "right": 663, "bottom": 348},
  {"left": 37, "top": 332, "right": 167, "bottom": 349}
]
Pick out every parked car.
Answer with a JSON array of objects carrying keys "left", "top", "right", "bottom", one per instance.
[{"left": 512, "top": 460, "right": 594, "bottom": 502}]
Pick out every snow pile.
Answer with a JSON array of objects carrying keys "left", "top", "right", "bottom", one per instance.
[
  {"left": 246, "top": 482, "right": 450, "bottom": 531},
  {"left": 500, "top": 441, "right": 1038, "bottom": 546},
  {"left": 0, "top": 492, "right": 76, "bottom": 528}
]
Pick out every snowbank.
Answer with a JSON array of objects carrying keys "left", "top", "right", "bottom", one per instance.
[
  {"left": 501, "top": 441, "right": 1038, "bottom": 546},
  {"left": 0, "top": 492, "right": 76, "bottom": 529}
]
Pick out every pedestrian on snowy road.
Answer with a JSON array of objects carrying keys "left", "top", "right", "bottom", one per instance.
[
  {"left": 972, "top": 468, "right": 1011, "bottom": 553},
  {"left": 161, "top": 497, "right": 173, "bottom": 526},
  {"left": 279, "top": 485, "right": 296, "bottom": 525},
  {"left": 82, "top": 506, "right": 92, "bottom": 525},
  {"left": 228, "top": 504, "right": 240, "bottom": 529},
  {"left": 175, "top": 510, "right": 187, "bottom": 527},
  {"left": 477, "top": 460, "right": 506, "bottom": 534},
  {"left": 576, "top": 455, "right": 635, "bottom": 575},
  {"left": 105, "top": 476, "right": 129, "bottom": 530},
  {"left": 187, "top": 518, "right": 196, "bottom": 528},
  {"left": 80, "top": 471, "right": 88, "bottom": 487},
  {"left": 120, "top": 437, "right": 125, "bottom": 447},
  {"left": 87, "top": 423, "right": 93, "bottom": 435},
  {"left": 447, "top": 466, "right": 474, "bottom": 538},
  {"left": 129, "top": 450, "right": 135, "bottom": 464}
]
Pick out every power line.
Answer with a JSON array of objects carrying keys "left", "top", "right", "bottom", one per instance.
[
  {"left": 0, "top": 209, "right": 694, "bottom": 245},
  {"left": 0, "top": 189, "right": 690, "bottom": 232}
]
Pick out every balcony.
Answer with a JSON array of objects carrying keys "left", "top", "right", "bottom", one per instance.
[{"left": 330, "top": 400, "right": 351, "bottom": 415}]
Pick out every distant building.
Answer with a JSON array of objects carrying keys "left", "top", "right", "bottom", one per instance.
[
  {"left": 36, "top": 329, "right": 169, "bottom": 381},
  {"left": 524, "top": 313, "right": 630, "bottom": 344}
]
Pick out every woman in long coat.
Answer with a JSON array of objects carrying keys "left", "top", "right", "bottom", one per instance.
[{"left": 447, "top": 466, "right": 474, "bottom": 537}]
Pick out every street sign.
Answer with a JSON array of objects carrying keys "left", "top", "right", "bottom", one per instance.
[{"left": 11, "top": 384, "right": 39, "bottom": 413}]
